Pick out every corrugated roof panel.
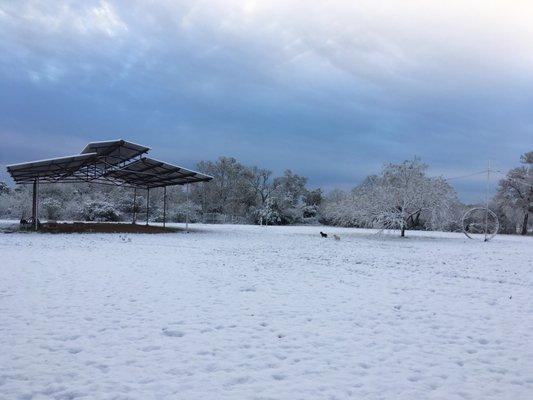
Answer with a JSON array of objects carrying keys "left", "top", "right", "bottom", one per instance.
[
  {"left": 7, "top": 153, "right": 99, "bottom": 183},
  {"left": 104, "top": 157, "right": 213, "bottom": 188},
  {"left": 81, "top": 139, "right": 149, "bottom": 167}
]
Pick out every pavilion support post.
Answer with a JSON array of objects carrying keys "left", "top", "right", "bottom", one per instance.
[
  {"left": 132, "top": 187, "right": 137, "bottom": 224},
  {"left": 146, "top": 187, "right": 150, "bottom": 226},
  {"left": 32, "top": 178, "right": 39, "bottom": 231},
  {"left": 186, "top": 183, "right": 189, "bottom": 233},
  {"left": 163, "top": 186, "right": 167, "bottom": 228}
]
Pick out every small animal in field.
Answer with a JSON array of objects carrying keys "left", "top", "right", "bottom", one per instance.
[
  {"left": 320, "top": 231, "right": 328, "bottom": 238},
  {"left": 333, "top": 234, "right": 341, "bottom": 241}
]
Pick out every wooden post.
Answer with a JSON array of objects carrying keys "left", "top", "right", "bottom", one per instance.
[
  {"left": 163, "top": 186, "right": 167, "bottom": 228},
  {"left": 146, "top": 187, "right": 150, "bottom": 226},
  {"left": 186, "top": 183, "right": 189, "bottom": 233},
  {"left": 32, "top": 178, "right": 39, "bottom": 231}
]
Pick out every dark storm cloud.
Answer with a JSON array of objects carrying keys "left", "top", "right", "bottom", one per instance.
[{"left": 1, "top": 0, "right": 532, "bottom": 202}]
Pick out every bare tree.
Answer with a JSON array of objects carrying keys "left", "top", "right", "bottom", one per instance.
[
  {"left": 195, "top": 157, "right": 256, "bottom": 218},
  {"left": 245, "top": 167, "right": 273, "bottom": 222}
]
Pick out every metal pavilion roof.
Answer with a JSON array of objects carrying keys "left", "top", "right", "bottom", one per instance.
[
  {"left": 7, "top": 153, "right": 99, "bottom": 184},
  {"left": 104, "top": 157, "right": 213, "bottom": 189},
  {"left": 6, "top": 139, "right": 213, "bottom": 188},
  {"left": 81, "top": 139, "right": 150, "bottom": 168}
]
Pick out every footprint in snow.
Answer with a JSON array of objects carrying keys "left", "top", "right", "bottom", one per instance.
[
  {"left": 142, "top": 345, "right": 161, "bottom": 352},
  {"left": 57, "top": 334, "right": 81, "bottom": 342},
  {"left": 67, "top": 347, "right": 82, "bottom": 354},
  {"left": 162, "top": 328, "right": 185, "bottom": 337}
]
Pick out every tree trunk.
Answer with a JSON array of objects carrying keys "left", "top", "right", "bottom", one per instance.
[
  {"left": 414, "top": 211, "right": 420, "bottom": 226},
  {"left": 401, "top": 225, "right": 406, "bottom": 237},
  {"left": 521, "top": 212, "right": 529, "bottom": 235}
]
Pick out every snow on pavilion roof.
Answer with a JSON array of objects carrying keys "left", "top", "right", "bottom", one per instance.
[
  {"left": 103, "top": 157, "right": 213, "bottom": 188},
  {"left": 7, "top": 153, "right": 100, "bottom": 184},
  {"left": 81, "top": 139, "right": 150, "bottom": 168},
  {"left": 6, "top": 139, "right": 213, "bottom": 188}
]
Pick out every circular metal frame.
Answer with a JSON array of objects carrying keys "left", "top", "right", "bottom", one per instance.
[{"left": 462, "top": 207, "right": 499, "bottom": 241}]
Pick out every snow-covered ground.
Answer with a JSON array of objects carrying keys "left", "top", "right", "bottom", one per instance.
[{"left": 1, "top": 224, "right": 532, "bottom": 400}]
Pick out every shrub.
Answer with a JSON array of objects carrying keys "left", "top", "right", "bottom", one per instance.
[
  {"left": 81, "top": 200, "right": 122, "bottom": 222},
  {"left": 41, "top": 198, "right": 63, "bottom": 220}
]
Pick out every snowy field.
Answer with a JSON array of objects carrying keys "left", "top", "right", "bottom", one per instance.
[{"left": 1, "top": 223, "right": 532, "bottom": 400}]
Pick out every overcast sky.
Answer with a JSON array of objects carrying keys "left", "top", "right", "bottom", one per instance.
[{"left": 1, "top": 1, "right": 532, "bottom": 202}]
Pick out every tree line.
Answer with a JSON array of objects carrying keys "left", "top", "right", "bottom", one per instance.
[{"left": 0, "top": 151, "right": 531, "bottom": 235}]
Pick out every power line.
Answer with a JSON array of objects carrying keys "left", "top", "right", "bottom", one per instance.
[
  {"left": 444, "top": 170, "right": 487, "bottom": 181},
  {"left": 442, "top": 167, "right": 533, "bottom": 188}
]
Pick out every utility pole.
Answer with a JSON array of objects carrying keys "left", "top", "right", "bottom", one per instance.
[{"left": 484, "top": 160, "right": 490, "bottom": 242}]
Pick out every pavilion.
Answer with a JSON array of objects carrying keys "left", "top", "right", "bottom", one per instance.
[{"left": 6, "top": 139, "right": 213, "bottom": 230}]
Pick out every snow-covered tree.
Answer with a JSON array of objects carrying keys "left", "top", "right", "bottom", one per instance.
[
  {"left": 321, "top": 159, "right": 460, "bottom": 235},
  {"left": 494, "top": 151, "right": 533, "bottom": 235},
  {"left": 253, "top": 196, "right": 280, "bottom": 225},
  {"left": 270, "top": 170, "right": 308, "bottom": 224},
  {"left": 0, "top": 182, "right": 9, "bottom": 195},
  {"left": 361, "top": 159, "right": 459, "bottom": 236},
  {"left": 321, "top": 189, "right": 367, "bottom": 227}
]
